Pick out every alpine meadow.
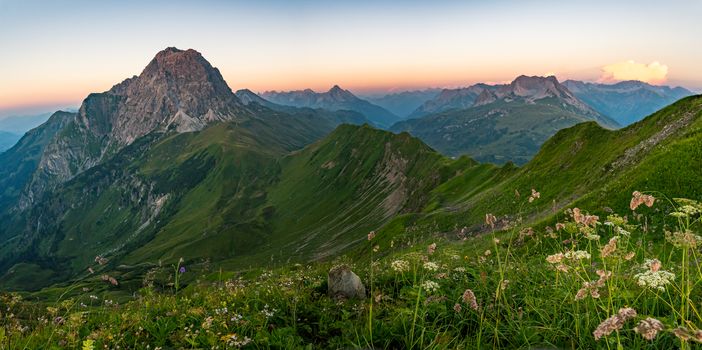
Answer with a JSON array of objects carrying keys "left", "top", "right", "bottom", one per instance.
[{"left": 1, "top": 1, "right": 701, "bottom": 349}]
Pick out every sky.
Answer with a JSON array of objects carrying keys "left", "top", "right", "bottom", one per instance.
[{"left": 1, "top": 0, "right": 701, "bottom": 118}]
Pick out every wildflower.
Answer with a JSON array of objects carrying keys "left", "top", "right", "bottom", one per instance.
[
  {"left": 630, "top": 191, "right": 655, "bottom": 210},
  {"left": 94, "top": 256, "right": 108, "bottom": 265},
  {"left": 423, "top": 261, "right": 439, "bottom": 271},
  {"left": 564, "top": 250, "right": 591, "bottom": 260},
  {"left": 179, "top": 266, "right": 186, "bottom": 274},
  {"left": 605, "top": 214, "right": 627, "bottom": 227},
  {"left": 485, "top": 213, "right": 496, "bottom": 228},
  {"left": 644, "top": 259, "right": 661, "bottom": 272},
  {"left": 421, "top": 280, "right": 440, "bottom": 293},
  {"left": 528, "top": 188, "right": 540, "bottom": 203},
  {"left": 575, "top": 270, "right": 611, "bottom": 300},
  {"left": 427, "top": 243, "right": 437, "bottom": 255},
  {"left": 222, "top": 333, "right": 252, "bottom": 348},
  {"left": 545, "top": 226, "right": 555, "bottom": 238},
  {"left": 546, "top": 253, "right": 564, "bottom": 264},
  {"left": 672, "top": 327, "right": 702, "bottom": 343},
  {"left": 600, "top": 236, "right": 618, "bottom": 258},
  {"left": 580, "top": 226, "right": 600, "bottom": 241},
  {"left": 518, "top": 227, "right": 534, "bottom": 242},
  {"left": 462, "top": 289, "right": 479, "bottom": 310},
  {"left": 635, "top": 260, "right": 675, "bottom": 292},
  {"left": 623, "top": 251, "right": 636, "bottom": 261},
  {"left": 593, "top": 307, "right": 637, "bottom": 340},
  {"left": 555, "top": 223, "right": 565, "bottom": 231},
  {"left": 87, "top": 267, "right": 94, "bottom": 274},
  {"left": 555, "top": 264, "right": 569, "bottom": 272},
  {"left": 453, "top": 267, "right": 466, "bottom": 273},
  {"left": 453, "top": 303, "right": 462, "bottom": 313},
  {"left": 634, "top": 317, "right": 665, "bottom": 340},
  {"left": 101, "top": 274, "right": 119, "bottom": 286},
  {"left": 367, "top": 231, "right": 376, "bottom": 241},
  {"left": 615, "top": 226, "right": 631, "bottom": 236},
  {"left": 391, "top": 260, "right": 410, "bottom": 273},
  {"left": 373, "top": 245, "right": 379, "bottom": 252},
  {"left": 483, "top": 250, "right": 492, "bottom": 256},
  {"left": 82, "top": 339, "right": 95, "bottom": 350},
  {"left": 665, "top": 230, "right": 702, "bottom": 249},
  {"left": 572, "top": 208, "right": 583, "bottom": 223}
]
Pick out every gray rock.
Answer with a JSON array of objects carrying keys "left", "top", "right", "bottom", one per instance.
[{"left": 328, "top": 265, "right": 366, "bottom": 300}]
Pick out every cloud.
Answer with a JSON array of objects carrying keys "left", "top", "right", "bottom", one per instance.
[{"left": 599, "top": 60, "right": 668, "bottom": 85}]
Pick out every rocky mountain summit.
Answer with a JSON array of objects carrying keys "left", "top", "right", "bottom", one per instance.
[{"left": 19, "top": 48, "right": 254, "bottom": 207}]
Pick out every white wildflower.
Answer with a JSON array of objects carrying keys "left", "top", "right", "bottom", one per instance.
[
  {"left": 423, "top": 262, "right": 439, "bottom": 272},
  {"left": 421, "top": 280, "right": 440, "bottom": 293},
  {"left": 391, "top": 260, "right": 410, "bottom": 273}
]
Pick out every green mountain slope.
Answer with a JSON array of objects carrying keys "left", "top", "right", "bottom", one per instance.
[
  {"left": 392, "top": 98, "right": 612, "bottom": 164},
  {"left": 2, "top": 92, "right": 700, "bottom": 293},
  {"left": 0, "top": 111, "right": 75, "bottom": 212},
  {"left": 380, "top": 95, "right": 702, "bottom": 242},
  {"left": 0, "top": 120, "right": 490, "bottom": 290}
]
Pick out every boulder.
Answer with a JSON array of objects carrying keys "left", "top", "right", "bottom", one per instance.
[{"left": 328, "top": 265, "right": 366, "bottom": 300}]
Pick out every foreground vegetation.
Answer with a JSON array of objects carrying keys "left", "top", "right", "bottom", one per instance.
[{"left": 1, "top": 191, "right": 701, "bottom": 349}]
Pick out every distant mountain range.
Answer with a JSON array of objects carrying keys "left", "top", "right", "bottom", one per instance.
[
  {"left": 0, "top": 131, "right": 21, "bottom": 152},
  {"left": 392, "top": 75, "right": 619, "bottom": 164},
  {"left": 0, "top": 112, "right": 54, "bottom": 134},
  {"left": 362, "top": 89, "right": 442, "bottom": 118},
  {"left": 262, "top": 86, "right": 401, "bottom": 128},
  {"left": 405, "top": 79, "right": 692, "bottom": 126},
  {"left": 562, "top": 80, "right": 693, "bottom": 125}
]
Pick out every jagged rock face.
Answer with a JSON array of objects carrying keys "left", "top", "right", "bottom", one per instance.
[
  {"left": 88, "top": 47, "right": 247, "bottom": 145},
  {"left": 475, "top": 76, "right": 596, "bottom": 114},
  {"left": 24, "top": 48, "right": 251, "bottom": 206}
]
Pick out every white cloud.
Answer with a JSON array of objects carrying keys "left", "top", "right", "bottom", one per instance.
[{"left": 599, "top": 60, "right": 668, "bottom": 85}]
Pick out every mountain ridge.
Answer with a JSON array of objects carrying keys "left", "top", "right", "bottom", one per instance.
[
  {"left": 262, "top": 86, "right": 400, "bottom": 128},
  {"left": 562, "top": 79, "right": 694, "bottom": 125},
  {"left": 392, "top": 75, "right": 618, "bottom": 164}
]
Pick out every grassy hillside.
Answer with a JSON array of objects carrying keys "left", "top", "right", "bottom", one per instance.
[
  {"left": 392, "top": 98, "right": 618, "bottom": 165},
  {"left": 0, "top": 96, "right": 701, "bottom": 349}
]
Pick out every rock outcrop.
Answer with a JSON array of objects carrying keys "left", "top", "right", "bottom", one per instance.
[{"left": 328, "top": 265, "right": 366, "bottom": 300}]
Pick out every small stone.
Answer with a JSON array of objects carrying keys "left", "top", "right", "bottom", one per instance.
[{"left": 328, "top": 265, "right": 366, "bottom": 300}]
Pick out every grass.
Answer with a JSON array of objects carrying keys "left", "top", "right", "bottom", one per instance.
[{"left": 1, "top": 192, "right": 701, "bottom": 349}]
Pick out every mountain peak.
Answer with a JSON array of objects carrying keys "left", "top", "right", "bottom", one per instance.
[
  {"left": 137, "top": 47, "right": 230, "bottom": 93},
  {"left": 327, "top": 85, "right": 356, "bottom": 100}
]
